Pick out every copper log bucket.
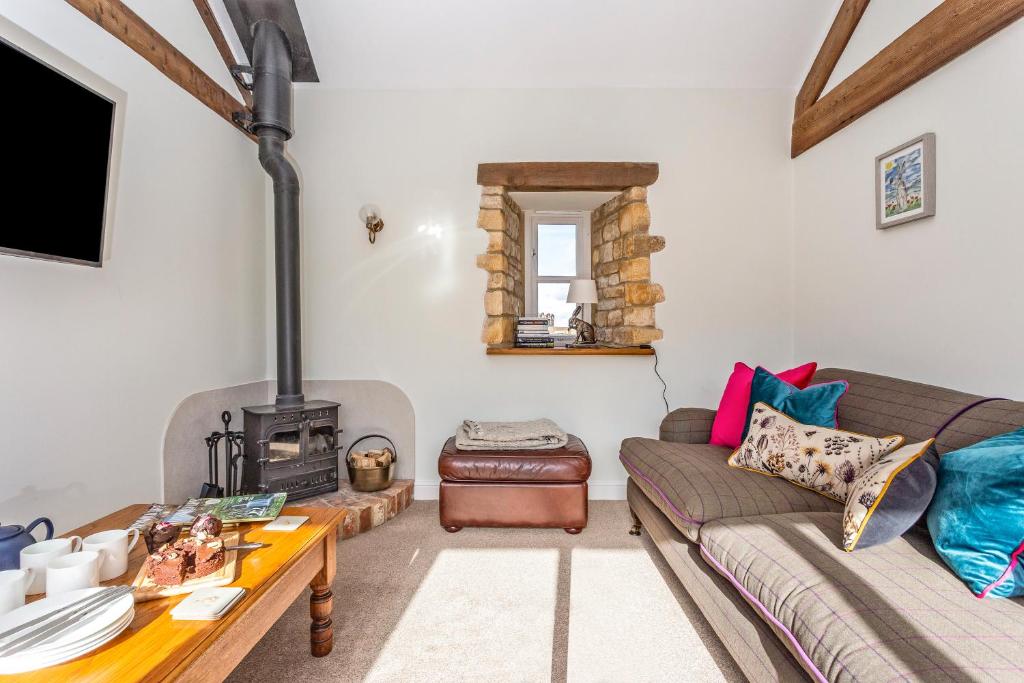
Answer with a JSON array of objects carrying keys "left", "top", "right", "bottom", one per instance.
[{"left": 345, "top": 434, "right": 397, "bottom": 492}]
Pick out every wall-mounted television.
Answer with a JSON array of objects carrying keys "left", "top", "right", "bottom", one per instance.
[{"left": 1, "top": 35, "right": 116, "bottom": 267}]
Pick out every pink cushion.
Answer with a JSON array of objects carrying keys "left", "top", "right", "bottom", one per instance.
[{"left": 709, "top": 362, "right": 817, "bottom": 448}]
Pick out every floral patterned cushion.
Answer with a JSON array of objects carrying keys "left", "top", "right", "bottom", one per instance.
[
  {"left": 842, "top": 439, "right": 935, "bottom": 551},
  {"left": 727, "top": 403, "right": 904, "bottom": 503}
]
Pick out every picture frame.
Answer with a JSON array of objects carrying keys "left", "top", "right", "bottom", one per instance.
[{"left": 875, "top": 133, "right": 935, "bottom": 229}]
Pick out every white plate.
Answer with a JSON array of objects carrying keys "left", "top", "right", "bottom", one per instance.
[
  {"left": 17, "top": 608, "right": 134, "bottom": 656},
  {"left": 0, "top": 610, "right": 133, "bottom": 674},
  {"left": 0, "top": 589, "right": 134, "bottom": 659}
]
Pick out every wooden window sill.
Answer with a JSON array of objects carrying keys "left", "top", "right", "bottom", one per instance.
[{"left": 486, "top": 345, "right": 654, "bottom": 356}]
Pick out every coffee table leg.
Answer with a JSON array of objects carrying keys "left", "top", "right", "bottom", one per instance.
[
  {"left": 310, "top": 580, "right": 333, "bottom": 657},
  {"left": 310, "top": 526, "right": 337, "bottom": 657}
]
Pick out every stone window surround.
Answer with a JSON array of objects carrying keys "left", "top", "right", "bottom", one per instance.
[{"left": 475, "top": 163, "right": 664, "bottom": 348}]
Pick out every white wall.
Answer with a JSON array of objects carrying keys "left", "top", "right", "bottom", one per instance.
[
  {"left": 0, "top": 1, "right": 266, "bottom": 533},
  {"left": 792, "top": 4, "right": 1024, "bottom": 397},
  {"left": 288, "top": 88, "right": 796, "bottom": 497}
]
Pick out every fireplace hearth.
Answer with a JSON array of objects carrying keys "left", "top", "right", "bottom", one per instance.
[{"left": 241, "top": 400, "right": 341, "bottom": 500}]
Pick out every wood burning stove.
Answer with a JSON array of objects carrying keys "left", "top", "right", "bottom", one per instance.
[
  {"left": 227, "top": 3, "right": 337, "bottom": 501},
  {"left": 241, "top": 400, "right": 341, "bottom": 500}
]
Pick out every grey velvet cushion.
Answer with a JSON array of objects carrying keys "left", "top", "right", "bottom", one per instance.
[
  {"left": 700, "top": 511, "right": 1024, "bottom": 683},
  {"left": 619, "top": 437, "right": 841, "bottom": 542},
  {"left": 852, "top": 449, "right": 937, "bottom": 549}
]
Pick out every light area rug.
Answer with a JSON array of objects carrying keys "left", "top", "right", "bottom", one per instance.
[{"left": 227, "top": 501, "right": 744, "bottom": 683}]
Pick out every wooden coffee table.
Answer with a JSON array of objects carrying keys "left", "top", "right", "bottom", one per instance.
[{"left": 11, "top": 504, "right": 344, "bottom": 682}]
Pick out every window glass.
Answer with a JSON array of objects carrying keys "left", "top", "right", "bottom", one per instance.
[
  {"left": 537, "top": 282, "right": 574, "bottom": 327},
  {"left": 537, "top": 224, "right": 577, "bottom": 276}
]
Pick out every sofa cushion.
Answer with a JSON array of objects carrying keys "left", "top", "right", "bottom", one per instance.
[
  {"left": 929, "top": 427, "right": 1024, "bottom": 598},
  {"left": 710, "top": 362, "right": 817, "bottom": 449},
  {"left": 742, "top": 366, "right": 847, "bottom": 442},
  {"left": 699, "top": 511, "right": 1024, "bottom": 683},
  {"left": 729, "top": 403, "right": 904, "bottom": 502},
  {"left": 842, "top": 439, "right": 936, "bottom": 552},
  {"left": 619, "top": 437, "right": 841, "bottom": 542}
]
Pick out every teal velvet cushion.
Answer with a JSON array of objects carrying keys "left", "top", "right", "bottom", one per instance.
[
  {"left": 741, "top": 366, "right": 848, "bottom": 442},
  {"left": 928, "top": 427, "right": 1024, "bottom": 598}
]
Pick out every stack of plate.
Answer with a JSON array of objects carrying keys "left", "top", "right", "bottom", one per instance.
[{"left": 0, "top": 588, "right": 134, "bottom": 674}]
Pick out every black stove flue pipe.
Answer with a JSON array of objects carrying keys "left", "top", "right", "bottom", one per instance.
[{"left": 251, "top": 20, "right": 303, "bottom": 407}]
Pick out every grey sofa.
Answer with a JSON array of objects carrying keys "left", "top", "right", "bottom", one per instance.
[{"left": 620, "top": 368, "right": 1024, "bottom": 682}]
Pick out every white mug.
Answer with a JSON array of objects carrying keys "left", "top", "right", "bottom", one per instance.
[
  {"left": 0, "top": 569, "right": 33, "bottom": 616},
  {"left": 19, "top": 536, "right": 83, "bottom": 595},
  {"left": 46, "top": 550, "right": 102, "bottom": 596},
  {"left": 83, "top": 529, "right": 140, "bottom": 581}
]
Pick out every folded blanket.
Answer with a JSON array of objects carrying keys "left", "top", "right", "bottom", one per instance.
[{"left": 455, "top": 419, "right": 568, "bottom": 451}]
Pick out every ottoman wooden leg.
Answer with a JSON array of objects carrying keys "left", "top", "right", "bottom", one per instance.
[
  {"left": 564, "top": 527, "right": 582, "bottom": 535},
  {"left": 628, "top": 506, "right": 643, "bottom": 536},
  {"left": 443, "top": 525, "right": 463, "bottom": 533}
]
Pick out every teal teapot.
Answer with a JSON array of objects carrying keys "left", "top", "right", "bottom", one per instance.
[{"left": 0, "top": 518, "right": 54, "bottom": 570}]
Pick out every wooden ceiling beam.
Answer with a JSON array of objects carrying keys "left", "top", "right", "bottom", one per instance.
[
  {"left": 193, "top": 0, "right": 252, "bottom": 108},
  {"left": 792, "top": 0, "right": 1024, "bottom": 157},
  {"left": 64, "top": 0, "right": 254, "bottom": 141},
  {"left": 476, "top": 162, "right": 659, "bottom": 192},
  {"left": 794, "top": 0, "right": 870, "bottom": 117}
]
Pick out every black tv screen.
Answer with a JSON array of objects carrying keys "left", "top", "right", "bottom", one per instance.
[{"left": 2, "top": 37, "right": 114, "bottom": 266}]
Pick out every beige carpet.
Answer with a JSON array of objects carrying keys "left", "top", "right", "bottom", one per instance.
[{"left": 228, "top": 501, "right": 744, "bottom": 682}]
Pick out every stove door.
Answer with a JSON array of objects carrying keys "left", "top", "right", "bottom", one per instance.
[
  {"left": 305, "top": 419, "right": 338, "bottom": 462},
  {"left": 264, "top": 423, "right": 304, "bottom": 467}
]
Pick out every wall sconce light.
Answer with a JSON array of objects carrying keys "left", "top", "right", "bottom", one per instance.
[{"left": 359, "top": 204, "right": 384, "bottom": 244}]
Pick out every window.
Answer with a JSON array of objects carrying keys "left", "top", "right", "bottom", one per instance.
[{"left": 524, "top": 212, "right": 591, "bottom": 327}]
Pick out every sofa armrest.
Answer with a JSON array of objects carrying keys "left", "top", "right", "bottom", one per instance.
[{"left": 659, "top": 407, "right": 717, "bottom": 444}]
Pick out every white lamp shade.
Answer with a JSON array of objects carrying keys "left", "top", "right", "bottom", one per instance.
[{"left": 566, "top": 279, "right": 598, "bottom": 304}]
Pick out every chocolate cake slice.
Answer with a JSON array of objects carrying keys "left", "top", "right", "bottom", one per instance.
[
  {"left": 176, "top": 537, "right": 200, "bottom": 576},
  {"left": 144, "top": 535, "right": 225, "bottom": 585},
  {"left": 145, "top": 546, "right": 188, "bottom": 586},
  {"left": 193, "top": 538, "right": 225, "bottom": 578}
]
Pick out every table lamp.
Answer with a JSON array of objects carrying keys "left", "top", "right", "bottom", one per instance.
[{"left": 566, "top": 279, "right": 598, "bottom": 346}]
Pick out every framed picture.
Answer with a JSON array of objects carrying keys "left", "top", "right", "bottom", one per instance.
[{"left": 875, "top": 133, "right": 936, "bottom": 229}]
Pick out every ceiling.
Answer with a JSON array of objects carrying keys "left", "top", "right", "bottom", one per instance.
[{"left": 216, "top": 0, "right": 842, "bottom": 90}]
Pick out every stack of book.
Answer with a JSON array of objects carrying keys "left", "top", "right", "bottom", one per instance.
[{"left": 515, "top": 316, "right": 554, "bottom": 348}]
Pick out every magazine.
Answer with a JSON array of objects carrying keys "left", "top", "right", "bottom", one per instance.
[
  {"left": 132, "top": 493, "right": 287, "bottom": 528},
  {"left": 128, "top": 503, "right": 178, "bottom": 530},
  {"left": 210, "top": 493, "right": 288, "bottom": 523},
  {"left": 163, "top": 498, "right": 222, "bottom": 525}
]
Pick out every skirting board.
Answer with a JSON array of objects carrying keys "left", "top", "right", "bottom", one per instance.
[{"left": 414, "top": 479, "right": 626, "bottom": 501}]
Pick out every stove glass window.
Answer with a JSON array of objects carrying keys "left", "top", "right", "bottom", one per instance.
[
  {"left": 268, "top": 428, "right": 301, "bottom": 463},
  {"left": 308, "top": 424, "right": 336, "bottom": 457}
]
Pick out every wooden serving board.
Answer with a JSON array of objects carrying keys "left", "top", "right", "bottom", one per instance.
[{"left": 131, "top": 531, "right": 239, "bottom": 602}]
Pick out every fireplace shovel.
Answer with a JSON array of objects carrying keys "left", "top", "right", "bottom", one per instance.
[{"left": 200, "top": 430, "right": 224, "bottom": 499}]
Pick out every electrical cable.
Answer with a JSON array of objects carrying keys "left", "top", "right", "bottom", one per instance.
[{"left": 652, "top": 347, "right": 670, "bottom": 414}]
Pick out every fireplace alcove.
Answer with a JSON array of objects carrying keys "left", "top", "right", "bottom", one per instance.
[{"left": 162, "top": 379, "right": 415, "bottom": 505}]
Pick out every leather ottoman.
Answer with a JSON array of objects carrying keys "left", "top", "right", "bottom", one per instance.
[{"left": 438, "top": 435, "right": 591, "bottom": 534}]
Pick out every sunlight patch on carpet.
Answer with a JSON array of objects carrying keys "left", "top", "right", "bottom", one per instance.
[
  {"left": 567, "top": 548, "right": 732, "bottom": 682},
  {"left": 365, "top": 548, "right": 558, "bottom": 681}
]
